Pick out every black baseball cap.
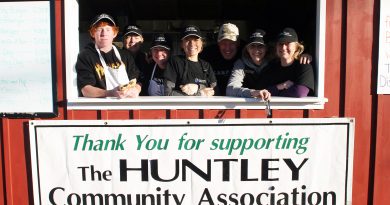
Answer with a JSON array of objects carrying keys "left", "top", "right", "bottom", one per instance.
[
  {"left": 277, "top": 27, "right": 298, "bottom": 43},
  {"left": 150, "top": 34, "right": 171, "bottom": 50},
  {"left": 90, "top": 13, "right": 116, "bottom": 28},
  {"left": 181, "top": 25, "right": 202, "bottom": 40},
  {"left": 123, "top": 25, "right": 143, "bottom": 37},
  {"left": 248, "top": 29, "right": 266, "bottom": 45}
]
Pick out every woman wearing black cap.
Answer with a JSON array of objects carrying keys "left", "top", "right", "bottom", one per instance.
[
  {"left": 265, "top": 27, "right": 315, "bottom": 97},
  {"left": 226, "top": 29, "right": 271, "bottom": 101},
  {"left": 75, "top": 13, "right": 141, "bottom": 98},
  {"left": 164, "top": 25, "right": 217, "bottom": 96},
  {"left": 142, "top": 34, "right": 171, "bottom": 96}
]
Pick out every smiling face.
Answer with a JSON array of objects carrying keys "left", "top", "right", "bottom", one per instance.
[
  {"left": 151, "top": 47, "right": 170, "bottom": 68},
  {"left": 276, "top": 41, "right": 298, "bottom": 63},
  {"left": 246, "top": 43, "right": 267, "bottom": 65},
  {"left": 218, "top": 39, "right": 239, "bottom": 60},
  {"left": 181, "top": 36, "right": 203, "bottom": 59},
  {"left": 90, "top": 22, "right": 118, "bottom": 51}
]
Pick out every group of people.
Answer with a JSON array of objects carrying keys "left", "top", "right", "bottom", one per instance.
[{"left": 76, "top": 13, "right": 315, "bottom": 101}]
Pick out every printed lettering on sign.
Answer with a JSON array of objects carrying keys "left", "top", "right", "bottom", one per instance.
[{"left": 29, "top": 119, "right": 354, "bottom": 205}]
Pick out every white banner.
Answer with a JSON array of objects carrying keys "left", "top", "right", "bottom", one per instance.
[
  {"left": 378, "top": 0, "right": 390, "bottom": 94},
  {"left": 29, "top": 118, "right": 354, "bottom": 205}
]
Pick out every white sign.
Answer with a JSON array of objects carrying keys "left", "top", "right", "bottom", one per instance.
[
  {"left": 0, "top": 1, "right": 55, "bottom": 115},
  {"left": 378, "top": 0, "right": 390, "bottom": 94},
  {"left": 29, "top": 118, "right": 354, "bottom": 205}
]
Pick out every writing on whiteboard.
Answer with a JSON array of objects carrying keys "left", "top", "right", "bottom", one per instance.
[{"left": 0, "top": 1, "right": 54, "bottom": 113}]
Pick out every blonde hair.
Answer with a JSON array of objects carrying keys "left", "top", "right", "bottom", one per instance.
[
  {"left": 89, "top": 22, "right": 119, "bottom": 39},
  {"left": 293, "top": 42, "right": 305, "bottom": 60}
]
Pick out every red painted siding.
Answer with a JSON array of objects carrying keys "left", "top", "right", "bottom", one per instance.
[
  {"left": 345, "top": 0, "right": 375, "bottom": 204},
  {"left": 373, "top": 96, "right": 390, "bottom": 205},
  {"left": 2, "top": 119, "right": 29, "bottom": 205},
  {"left": 310, "top": 0, "right": 343, "bottom": 118}
]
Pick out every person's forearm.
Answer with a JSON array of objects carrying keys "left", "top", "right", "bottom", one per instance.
[
  {"left": 278, "top": 85, "right": 309, "bottom": 97},
  {"left": 226, "top": 68, "right": 251, "bottom": 97},
  {"left": 226, "top": 86, "right": 252, "bottom": 97},
  {"left": 169, "top": 90, "right": 188, "bottom": 96},
  {"left": 164, "top": 80, "right": 187, "bottom": 96},
  {"left": 81, "top": 85, "right": 108, "bottom": 98}
]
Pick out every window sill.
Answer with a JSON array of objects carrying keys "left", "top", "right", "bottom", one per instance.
[{"left": 67, "top": 96, "right": 328, "bottom": 110}]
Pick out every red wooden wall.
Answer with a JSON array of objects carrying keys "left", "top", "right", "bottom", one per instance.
[{"left": 0, "top": 0, "right": 388, "bottom": 204}]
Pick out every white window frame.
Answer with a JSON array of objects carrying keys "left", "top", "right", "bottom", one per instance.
[{"left": 65, "top": 0, "right": 327, "bottom": 110}]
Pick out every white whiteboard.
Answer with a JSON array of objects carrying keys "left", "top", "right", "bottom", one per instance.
[
  {"left": 0, "top": 1, "right": 56, "bottom": 117},
  {"left": 377, "top": 0, "right": 390, "bottom": 94}
]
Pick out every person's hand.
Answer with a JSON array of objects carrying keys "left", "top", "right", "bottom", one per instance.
[
  {"left": 180, "top": 83, "right": 199, "bottom": 95},
  {"left": 276, "top": 80, "right": 294, "bottom": 90},
  {"left": 199, "top": 87, "right": 215, "bottom": 97},
  {"left": 106, "top": 87, "right": 121, "bottom": 98},
  {"left": 299, "top": 53, "right": 312, "bottom": 64},
  {"left": 124, "top": 87, "right": 140, "bottom": 98},
  {"left": 123, "top": 84, "right": 141, "bottom": 98},
  {"left": 116, "top": 90, "right": 127, "bottom": 98},
  {"left": 250, "top": 89, "right": 271, "bottom": 101},
  {"left": 113, "top": 84, "right": 141, "bottom": 98}
]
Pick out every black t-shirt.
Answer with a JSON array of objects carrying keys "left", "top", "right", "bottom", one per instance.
[
  {"left": 263, "top": 59, "right": 315, "bottom": 93},
  {"left": 125, "top": 49, "right": 149, "bottom": 88},
  {"left": 164, "top": 55, "right": 217, "bottom": 95},
  {"left": 75, "top": 43, "right": 140, "bottom": 96},
  {"left": 242, "top": 64, "right": 271, "bottom": 90},
  {"left": 131, "top": 50, "right": 149, "bottom": 72},
  {"left": 201, "top": 41, "right": 244, "bottom": 95}
]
